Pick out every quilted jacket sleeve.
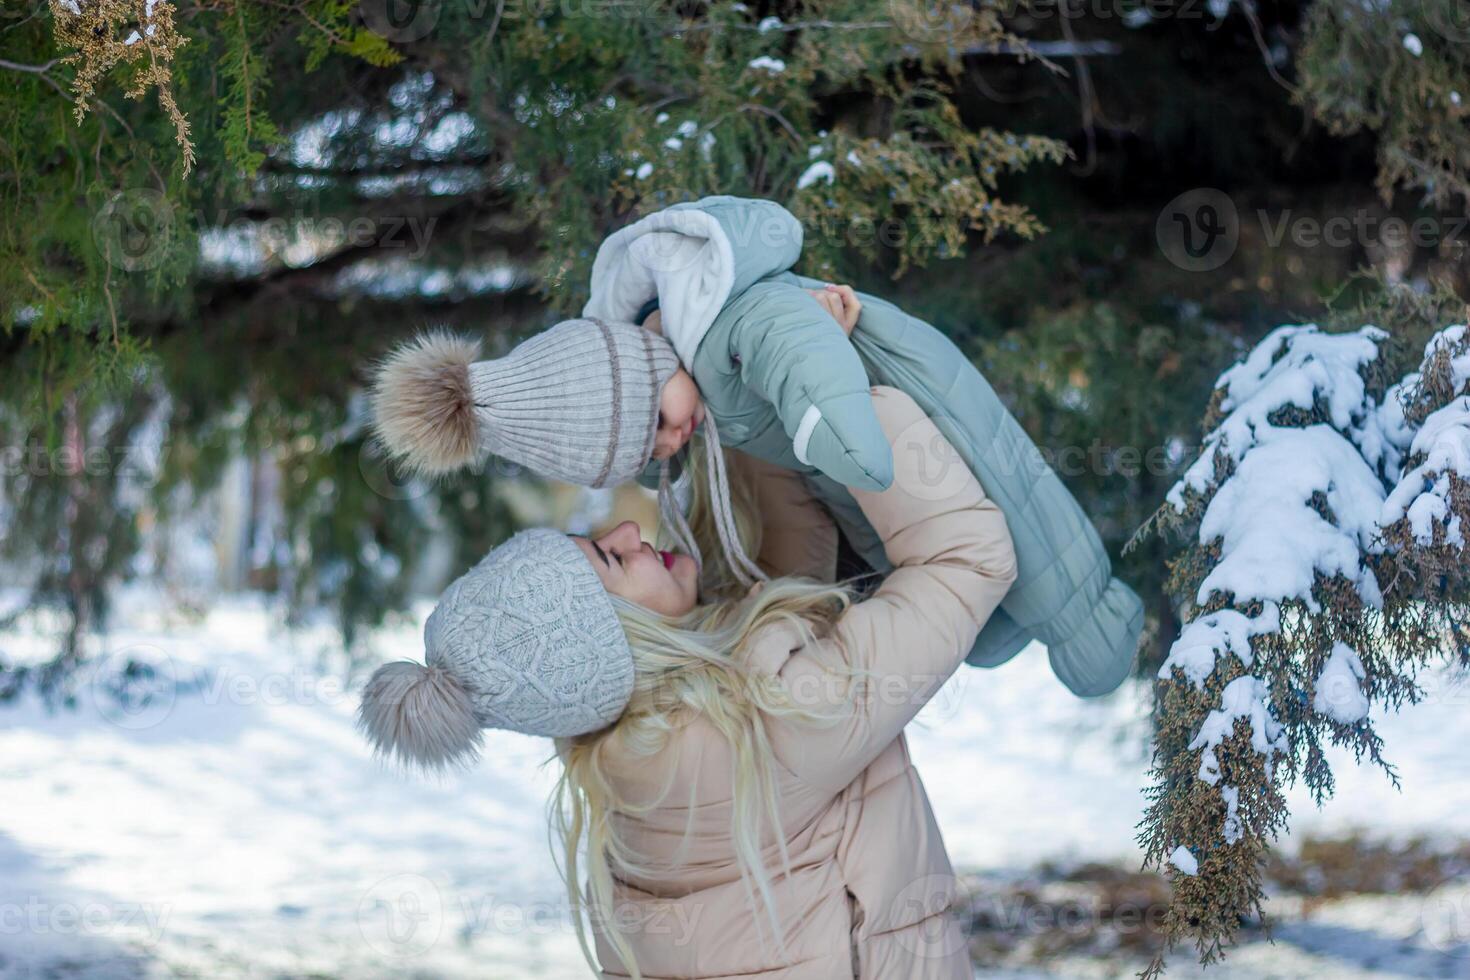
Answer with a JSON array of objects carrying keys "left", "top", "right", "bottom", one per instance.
[
  {"left": 767, "top": 387, "right": 1017, "bottom": 793},
  {"left": 727, "top": 284, "right": 894, "bottom": 493}
]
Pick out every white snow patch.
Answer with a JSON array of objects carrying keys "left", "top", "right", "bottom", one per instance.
[
  {"left": 7, "top": 593, "right": 1470, "bottom": 977},
  {"left": 1168, "top": 846, "right": 1199, "bottom": 876},
  {"left": 1313, "top": 642, "right": 1370, "bottom": 725},
  {"left": 1170, "top": 325, "right": 1386, "bottom": 506},
  {"left": 1424, "top": 324, "right": 1470, "bottom": 388},
  {"left": 796, "top": 161, "right": 835, "bottom": 190},
  {"left": 1159, "top": 603, "right": 1280, "bottom": 688},
  {"left": 747, "top": 56, "right": 786, "bottom": 74},
  {"left": 1381, "top": 395, "right": 1470, "bottom": 546},
  {"left": 1359, "top": 375, "right": 1416, "bottom": 478},
  {"left": 1221, "top": 784, "right": 1243, "bottom": 844},
  {"left": 1403, "top": 33, "right": 1424, "bottom": 57},
  {"left": 1195, "top": 426, "right": 1385, "bottom": 611},
  {"left": 1188, "top": 676, "right": 1288, "bottom": 786},
  {"left": 1379, "top": 326, "right": 1470, "bottom": 546}
]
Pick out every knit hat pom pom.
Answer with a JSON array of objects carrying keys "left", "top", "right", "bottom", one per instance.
[
  {"left": 371, "top": 332, "right": 483, "bottom": 475},
  {"left": 358, "top": 661, "right": 483, "bottom": 772}
]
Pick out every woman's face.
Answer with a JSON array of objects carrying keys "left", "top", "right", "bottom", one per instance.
[{"left": 573, "top": 520, "right": 699, "bottom": 617}]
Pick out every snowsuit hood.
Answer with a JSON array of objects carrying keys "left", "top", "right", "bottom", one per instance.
[{"left": 583, "top": 196, "right": 803, "bottom": 367}]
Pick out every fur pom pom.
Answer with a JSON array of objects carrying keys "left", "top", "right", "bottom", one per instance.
[
  {"left": 371, "top": 332, "right": 483, "bottom": 475},
  {"left": 357, "top": 661, "right": 483, "bottom": 772}
]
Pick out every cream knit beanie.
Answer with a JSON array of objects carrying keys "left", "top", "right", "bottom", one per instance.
[{"left": 371, "top": 318, "right": 680, "bottom": 488}]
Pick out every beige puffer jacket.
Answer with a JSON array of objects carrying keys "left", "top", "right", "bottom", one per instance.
[{"left": 593, "top": 387, "right": 1018, "bottom": 980}]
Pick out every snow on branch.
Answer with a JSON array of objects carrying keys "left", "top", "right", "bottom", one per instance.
[
  {"left": 1382, "top": 396, "right": 1470, "bottom": 548},
  {"left": 1168, "top": 325, "right": 1388, "bottom": 509},
  {"left": 1135, "top": 321, "right": 1470, "bottom": 978},
  {"left": 1194, "top": 425, "right": 1385, "bottom": 613},
  {"left": 1379, "top": 327, "right": 1470, "bottom": 600}
]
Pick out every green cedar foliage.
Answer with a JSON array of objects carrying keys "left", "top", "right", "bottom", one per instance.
[{"left": 1133, "top": 280, "right": 1470, "bottom": 978}]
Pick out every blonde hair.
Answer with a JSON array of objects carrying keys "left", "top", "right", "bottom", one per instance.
[
  {"left": 681, "top": 434, "right": 767, "bottom": 600},
  {"left": 551, "top": 451, "right": 857, "bottom": 977}
]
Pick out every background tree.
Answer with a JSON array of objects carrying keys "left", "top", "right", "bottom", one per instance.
[
  {"left": 2, "top": 0, "right": 1074, "bottom": 692},
  {"left": 1132, "top": 280, "right": 1469, "bottom": 976}
]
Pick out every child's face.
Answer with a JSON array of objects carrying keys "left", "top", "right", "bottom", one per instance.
[{"left": 653, "top": 368, "right": 705, "bottom": 461}]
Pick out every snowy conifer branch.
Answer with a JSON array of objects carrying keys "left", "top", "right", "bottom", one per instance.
[
  {"left": 1135, "top": 322, "right": 1470, "bottom": 978},
  {"left": 1377, "top": 327, "right": 1470, "bottom": 639}
]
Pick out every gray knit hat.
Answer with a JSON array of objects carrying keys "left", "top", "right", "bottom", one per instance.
[
  {"left": 357, "top": 528, "right": 634, "bottom": 771},
  {"left": 371, "top": 318, "right": 680, "bottom": 487}
]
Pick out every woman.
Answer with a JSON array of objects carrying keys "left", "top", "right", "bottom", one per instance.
[{"left": 359, "top": 387, "right": 1017, "bottom": 979}]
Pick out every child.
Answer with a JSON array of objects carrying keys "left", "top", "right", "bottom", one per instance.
[
  {"left": 375, "top": 197, "right": 1143, "bottom": 698},
  {"left": 580, "top": 196, "right": 1142, "bottom": 697}
]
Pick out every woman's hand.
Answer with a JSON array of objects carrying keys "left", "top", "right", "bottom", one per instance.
[{"left": 805, "top": 284, "right": 862, "bottom": 336}]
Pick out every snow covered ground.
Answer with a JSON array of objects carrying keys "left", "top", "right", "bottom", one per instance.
[{"left": 2, "top": 587, "right": 1469, "bottom": 979}]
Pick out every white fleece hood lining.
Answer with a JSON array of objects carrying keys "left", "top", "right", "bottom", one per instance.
[{"left": 583, "top": 209, "right": 737, "bottom": 368}]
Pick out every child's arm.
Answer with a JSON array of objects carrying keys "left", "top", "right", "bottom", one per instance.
[{"left": 727, "top": 284, "right": 894, "bottom": 492}]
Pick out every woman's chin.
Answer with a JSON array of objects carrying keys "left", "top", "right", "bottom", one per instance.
[{"left": 671, "top": 555, "right": 699, "bottom": 592}]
